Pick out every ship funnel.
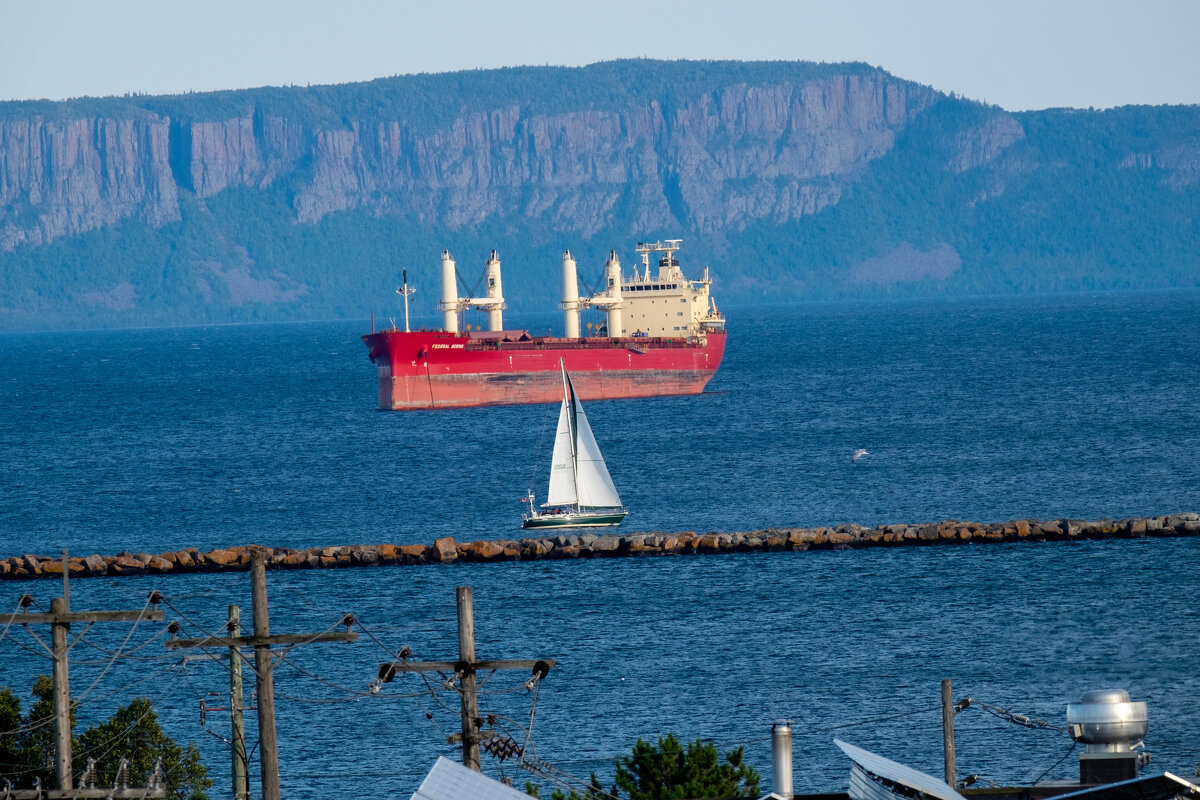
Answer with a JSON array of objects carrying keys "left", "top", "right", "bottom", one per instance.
[
  {"left": 562, "top": 249, "right": 580, "bottom": 338},
  {"left": 604, "top": 250, "right": 623, "bottom": 338},
  {"left": 485, "top": 249, "right": 504, "bottom": 331},
  {"left": 439, "top": 249, "right": 459, "bottom": 333}
]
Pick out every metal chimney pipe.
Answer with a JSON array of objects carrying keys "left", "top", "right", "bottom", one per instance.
[{"left": 772, "top": 720, "right": 794, "bottom": 800}]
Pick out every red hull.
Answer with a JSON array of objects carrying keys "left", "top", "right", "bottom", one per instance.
[{"left": 362, "top": 329, "right": 727, "bottom": 410}]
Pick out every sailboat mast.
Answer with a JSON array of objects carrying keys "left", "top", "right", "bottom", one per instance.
[{"left": 560, "top": 361, "right": 581, "bottom": 512}]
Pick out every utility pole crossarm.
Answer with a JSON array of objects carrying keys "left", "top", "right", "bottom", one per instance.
[
  {"left": 376, "top": 587, "right": 555, "bottom": 773},
  {"left": 378, "top": 658, "right": 555, "bottom": 674},
  {"left": 165, "top": 631, "right": 357, "bottom": 649},
  {"left": 17, "top": 610, "right": 165, "bottom": 624},
  {"left": 164, "top": 553, "right": 358, "bottom": 800},
  {"left": 11, "top": 550, "right": 167, "bottom": 794}
]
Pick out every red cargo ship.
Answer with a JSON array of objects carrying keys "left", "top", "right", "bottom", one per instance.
[{"left": 362, "top": 240, "right": 726, "bottom": 410}]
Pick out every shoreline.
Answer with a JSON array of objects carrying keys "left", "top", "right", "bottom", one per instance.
[{"left": 4, "top": 513, "right": 1198, "bottom": 582}]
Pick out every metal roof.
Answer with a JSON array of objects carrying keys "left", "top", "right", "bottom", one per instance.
[
  {"left": 835, "top": 739, "right": 968, "bottom": 800},
  {"left": 1044, "top": 771, "right": 1200, "bottom": 800},
  {"left": 411, "top": 756, "right": 534, "bottom": 800}
]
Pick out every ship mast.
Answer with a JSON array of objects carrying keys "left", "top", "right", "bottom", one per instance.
[{"left": 395, "top": 269, "right": 416, "bottom": 333}]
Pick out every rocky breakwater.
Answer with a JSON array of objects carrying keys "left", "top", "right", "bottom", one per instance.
[{"left": 3, "top": 514, "right": 1198, "bottom": 582}]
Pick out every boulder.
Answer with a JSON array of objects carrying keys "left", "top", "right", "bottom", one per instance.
[
  {"left": 398, "top": 544, "right": 427, "bottom": 561},
  {"left": 591, "top": 536, "right": 621, "bottom": 554},
  {"left": 280, "top": 552, "right": 310, "bottom": 568},
  {"left": 352, "top": 547, "right": 381, "bottom": 565},
  {"left": 520, "top": 539, "right": 553, "bottom": 558},
  {"left": 206, "top": 549, "right": 241, "bottom": 567},
  {"left": 110, "top": 556, "right": 145, "bottom": 574},
  {"left": 429, "top": 537, "right": 458, "bottom": 563},
  {"left": 461, "top": 540, "right": 505, "bottom": 561}
]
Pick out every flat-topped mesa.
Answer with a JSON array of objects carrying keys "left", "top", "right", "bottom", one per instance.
[
  {"left": 361, "top": 239, "right": 727, "bottom": 410},
  {"left": 3, "top": 514, "right": 1198, "bottom": 581}
]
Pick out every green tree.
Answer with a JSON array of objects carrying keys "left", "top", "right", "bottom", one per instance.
[
  {"left": 76, "top": 698, "right": 210, "bottom": 800},
  {"left": 0, "top": 687, "right": 23, "bottom": 778},
  {"left": 0, "top": 677, "right": 210, "bottom": 800},
  {"left": 525, "top": 734, "right": 759, "bottom": 800},
  {"left": 614, "top": 735, "right": 759, "bottom": 800}
]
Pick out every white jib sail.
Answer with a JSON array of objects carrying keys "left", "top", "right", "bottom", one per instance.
[{"left": 545, "top": 396, "right": 577, "bottom": 507}]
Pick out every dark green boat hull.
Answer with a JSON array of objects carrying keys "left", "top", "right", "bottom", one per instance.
[{"left": 521, "top": 509, "right": 628, "bottom": 529}]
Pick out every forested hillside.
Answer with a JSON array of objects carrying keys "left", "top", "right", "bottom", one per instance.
[{"left": 0, "top": 60, "right": 1197, "bottom": 331}]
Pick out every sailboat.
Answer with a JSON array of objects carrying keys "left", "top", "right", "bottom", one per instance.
[{"left": 522, "top": 361, "right": 628, "bottom": 529}]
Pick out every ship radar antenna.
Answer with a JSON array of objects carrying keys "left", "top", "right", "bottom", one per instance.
[{"left": 396, "top": 269, "right": 416, "bottom": 332}]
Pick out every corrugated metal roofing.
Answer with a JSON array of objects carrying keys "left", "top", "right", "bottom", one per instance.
[
  {"left": 411, "top": 756, "right": 533, "bottom": 800},
  {"left": 835, "top": 739, "right": 968, "bottom": 800}
]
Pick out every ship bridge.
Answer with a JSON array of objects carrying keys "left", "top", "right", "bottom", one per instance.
[{"left": 613, "top": 240, "right": 723, "bottom": 338}]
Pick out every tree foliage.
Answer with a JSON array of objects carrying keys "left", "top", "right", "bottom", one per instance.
[
  {"left": 0, "top": 677, "right": 210, "bottom": 800},
  {"left": 526, "top": 734, "right": 759, "bottom": 800}
]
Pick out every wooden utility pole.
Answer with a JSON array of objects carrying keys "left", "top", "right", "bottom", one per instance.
[
  {"left": 942, "top": 679, "right": 956, "bottom": 788},
  {"left": 15, "top": 552, "right": 165, "bottom": 792},
  {"left": 456, "top": 587, "right": 481, "bottom": 769},
  {"left": 377, "top": 586, "right": 555, "bottom": 772},
  {"left": 228, "top": 605, "right": 249, "bottom": 800},
  {"left": 165, "top": 552, "right": 357, "bottom": 800}
]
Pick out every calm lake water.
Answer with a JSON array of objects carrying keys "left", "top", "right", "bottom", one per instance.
[{"left": 1, "top": 291, "right": 1199, "bottom": 797}]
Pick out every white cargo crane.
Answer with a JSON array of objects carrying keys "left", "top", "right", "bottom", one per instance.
[
  {"left": 561, "top": 250, "right": 582, "bottom": 338},
  {"left": 581, "top": 251, "right": 624, "bottom": 338},
  {"left": 437, "top": 249, "right": 507, "bottom": 332}
]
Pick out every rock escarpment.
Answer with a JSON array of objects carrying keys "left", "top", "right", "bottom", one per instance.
[
  {"left": 0, "top": 114, "right": 179, "bottom": 250},
  {"left": 3, "top": 513, "right": 1195, "bottom": 581},
  {"left": 0, "top": 65, "right": 946, "bottom": 251}
]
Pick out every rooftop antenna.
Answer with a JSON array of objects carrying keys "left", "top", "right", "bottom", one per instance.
[{"left": 396, "top": 269, "right": 416, "bottom": 333}]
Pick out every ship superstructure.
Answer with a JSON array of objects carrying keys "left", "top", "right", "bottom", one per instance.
[{"left": 362, "top": 240, "right": 727, "bottom": 410}]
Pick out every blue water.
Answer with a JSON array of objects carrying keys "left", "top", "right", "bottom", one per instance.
[{"left": 1, "top": 292, "right": 1199, "bottom": 798}]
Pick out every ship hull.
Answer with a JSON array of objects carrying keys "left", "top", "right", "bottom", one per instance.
[{"left": 362, "top": 329, "right": 726, "bottom": 410}]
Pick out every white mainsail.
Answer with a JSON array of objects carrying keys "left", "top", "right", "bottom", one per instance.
[
  {"left": 542, "top": 365, "right": 623, "bottom": 510},
  {"left": 545, "top": 396, "right": 577, "bottom": 506}
]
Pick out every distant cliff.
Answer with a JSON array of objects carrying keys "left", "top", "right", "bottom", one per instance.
[{"left": 0, "top": 60, "right": 1197, "bottom": 330}]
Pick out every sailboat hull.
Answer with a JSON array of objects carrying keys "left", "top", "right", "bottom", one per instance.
[{"left": 521, "top": 510, "right": 628, "bottom": 529}]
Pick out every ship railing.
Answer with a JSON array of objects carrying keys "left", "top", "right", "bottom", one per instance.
[{"left": 466, "top": 336, "right": 698, "bottom": 351}]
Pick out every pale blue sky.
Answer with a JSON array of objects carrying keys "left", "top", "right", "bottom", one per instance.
[{"left": 1, "top": 0, "right": 1197, "bottom": 110}]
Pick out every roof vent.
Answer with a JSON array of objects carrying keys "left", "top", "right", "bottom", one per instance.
[{"left": 1066, "top": 689, "right": 1150, "bottom": 784}]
